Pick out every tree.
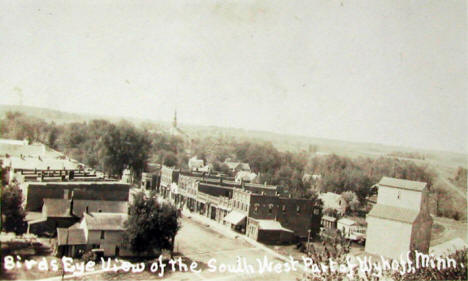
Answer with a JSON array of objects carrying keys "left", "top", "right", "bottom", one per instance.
[
  {"left": 431, "top": 184, "right": 451, "bottom": 217},
  {"left": 341, "top": 191, "right": 360, "bottom": 214},
  {"left": 101, "top": 122, "right": 151, "bottom": 179},
  {"left": 124, "top": 192, "right": 180, "bottom": 256},
  {"left": 163, "top": 151, "right": 178, "bottom": 167},
  {"left": 1, "top": 183, "right": 27, "bottom": 234}
]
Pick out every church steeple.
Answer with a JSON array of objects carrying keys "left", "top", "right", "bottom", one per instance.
[{"left": 172, "top": 110, "right": 177, "bottom": 128}]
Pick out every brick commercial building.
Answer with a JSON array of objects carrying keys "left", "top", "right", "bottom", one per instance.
[
  {"left": 21, "top": 181, "right": 130, "bottom": 212},
  {"left": 159, "top": 170, "right": 322, "bottom": 245},
  {"left": 365, "top": 177, "right": 433, "bottom": 259}
]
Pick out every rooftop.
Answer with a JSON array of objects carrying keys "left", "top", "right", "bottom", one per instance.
[
  {"left": 83, "top": 212, "right": 128, "bottom": 231},
  {"left": 43, "top": 198, "right": 71, "bottom": 218},
  {"left": 4, "top": 156, "right": 80, "bottom": 170},
  {"left": 378, "top": 177, "right": 427, "bottom": 192},
  {"left": 253, "top": 219, "right": 293, "bottom": 232},
  {"left": 72, "top": 200, "right": 128, "bottom": 217},
  {"left": 367, "top": 204, "right": 420, "bottom": 224}
]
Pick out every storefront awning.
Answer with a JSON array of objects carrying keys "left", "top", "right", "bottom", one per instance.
[{"left": 223, "top": 211, "right": 246, "bottom": 225}]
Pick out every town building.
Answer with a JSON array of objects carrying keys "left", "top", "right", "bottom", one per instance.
[
  {"left": 56, "top": 212, "right": 131, "bottom": 257},
  {"left": 159, "top": 165, "right": 180, "bottom": 200},
  {"left": 0, "top": 139, "right": 85, "bottom": 184},
  {"left": 365, "top": 177, "right": 433, "bottom": 259},
  {"left": 158, "top": 170, "right": 321, "bottom": 244},
  {"left": 140, "top": 172, "right": 160, "bottom": 191},
  {"left": 20, "top": 181, "right": 130, "bottom": 212},
  {"left": 27, "top": 198, "right": 128, "bottom": 236}
]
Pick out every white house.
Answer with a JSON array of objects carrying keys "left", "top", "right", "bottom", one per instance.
[
  {"left": 235, "top": 171, "right": 257, "bottom": 183},
  {"left": 188, "top": 156, "right": 204, "bottom": 171},
  {"left": 365, "top": 177, "right": 433, "bottom": 260},
  {"left": 318, "top": 192, "right": 347, "bottom": 215}
]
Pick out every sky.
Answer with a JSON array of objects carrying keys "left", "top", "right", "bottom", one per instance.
[{"left": 1, "top": 0, "right": 466, "bottom": 153}]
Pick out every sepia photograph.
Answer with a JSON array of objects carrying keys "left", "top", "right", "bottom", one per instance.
[{"left": 0, "top": 0, "right": 466, "bottom": 280}]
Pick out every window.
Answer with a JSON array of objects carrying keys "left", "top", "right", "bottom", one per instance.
[
  {"left": 254, "top": 203, "right": 259, "bottom": 214},
  {"left": 268, "top": 204, "right": 274, "bottom": 214},
  {"left": 100, "top": 231, "right": 105, "bottom": 239},
  {"left": 296, "top": 206, "right": 301, "bottom": 214}
]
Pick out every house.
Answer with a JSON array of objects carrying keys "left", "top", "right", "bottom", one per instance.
[
  {"left": 197, "top": 164, "right": 213, "bottom": 173},
  {"left": 224, "top": 160, "right": 251, "bottom": 173},
  {"left": 121, "top": 169, "right": 132, "bottom": 184},
  {"left": 365, "top": 177, "right": 433, "bottom": 259},
  {"left": 318, "top": 192, "right": 347, "bottom": 215},
  {"left": 57, "top": 212, "right": 131, "bottom": 257},
  {"left": 235, "top": 171, "right": 257, "bottom": 183},
  {"left": 188, "top": 156, "right": 204, "bottom": 171}
]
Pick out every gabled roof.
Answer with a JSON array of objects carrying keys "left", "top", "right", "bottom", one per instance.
[
  {"left": 83, "top": 212, "right": 128, "bottom": 231},
  {"left": 378, "top": 177, "right": 427, "bottom": 192},
  {"left": 43, "top": 199, "right": 72, "bottom": 218},
  {"left": 367, "top": 204, "right": 419, "bottom": 224}
]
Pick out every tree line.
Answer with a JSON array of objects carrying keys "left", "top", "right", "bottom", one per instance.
[{"left": 0, "top": 111, "right": 439, "bottom": 206}]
